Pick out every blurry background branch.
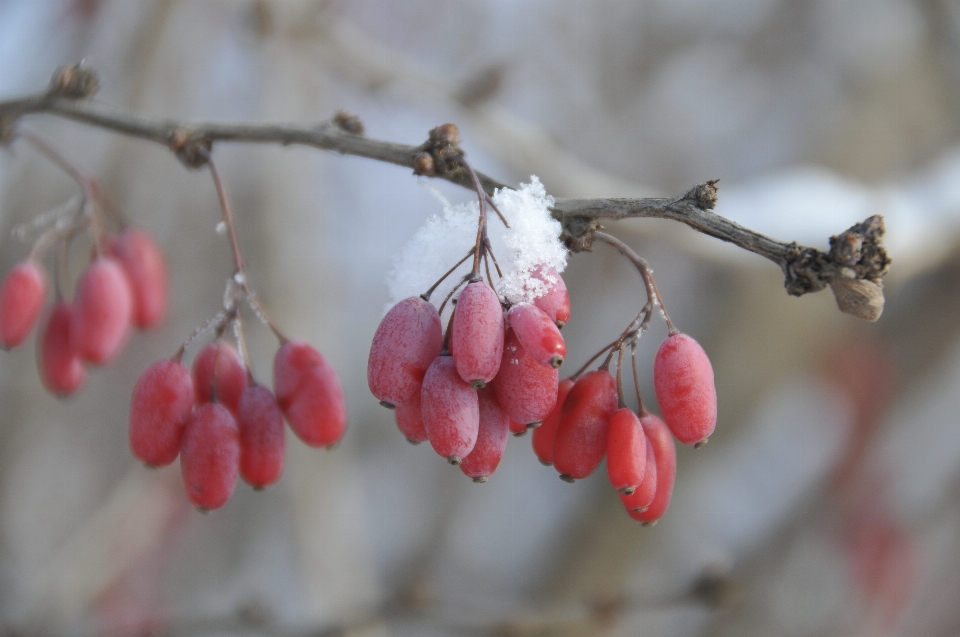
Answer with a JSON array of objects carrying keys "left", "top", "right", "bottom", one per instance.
[{"left": 0, "top": 64, "right": 889, "bottom": 319}]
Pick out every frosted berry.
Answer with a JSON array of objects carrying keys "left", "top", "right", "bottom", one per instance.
[
  {"left": 70, "top": 256, "right": 132, "bottom": 365},
  {"left": 491, "top": 328, "right": 558, "bottom": 425},
  {"left": 367, "top": 296, "right": 443, "bottom": 406},
  {"left": 653, "top": 333, "right": 717, "bottom": 446},
  {"left": 629, "top": 413, "right": 676, "bottom": 524},
  {"left": 38, "top": 302, "right": 86, "bottom": 396},
  {"left": 552, "top": 369, "right": 618, "bottom": 481},
  {"left": 193, "top": 340, "right": 248, "bottom": 415},
  {"left": 532, "top": 378, "right": 574, "bottom": 466},
  {"left": 606, "top": 408, "right": 648, "bottom": 494},
  {"left": 620, "top": 438, "right": 657, "bottom": 514},
  {"left": 107, "top": 228, "right": 168, "bottom": 329},
  {"left": 180, "top": 402, "right": 240, "bottom": 510},
  {"left": 129, "top": 358, "right": 193, "bottom": 467},
  {"left": 530, "top": 265, "right": 570, "bottom": 328},
  {"left": 273, "top": 340, "right": 346, "bottom": 448},
  {"left": 237, "top": 384, "right": 285, "bottom": 489},
  {"left": 507, "top": 302, "right": 565, "bottom": 368},
  {"left": 450, "top": 281, "right": 504, "bottom": 387},
  {"left": 421, "top": 355, "right": 479, "bottom": 463},
  {"left": 460, "top": 386, "right": 510, "bottom": 482},
  {"left": 394, "top": 390, "right": 428, "bottom": 444},
  {"left": 0, "top": 260, "right": 47, "bottom": 349}
]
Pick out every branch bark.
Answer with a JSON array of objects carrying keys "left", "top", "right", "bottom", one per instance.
[{"left": 0, "top": 68, "right": 890, "bottom": 319}]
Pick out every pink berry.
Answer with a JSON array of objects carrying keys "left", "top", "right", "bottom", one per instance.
[
  {"left": 654, "top": 333, "right": 717, "bottom": 446},
  {"left": 507, "top": 302, "right": 565, "bottom": 368},
  {"left": 620, "top": 437, "right": 658, "bottom": 514},
  {"left": 38, "top": 302, "right": 86, "bottom": 396},
  {"left": 70, "top": 256, "right": 132, "bottom": 365},
  {"left": 530, "top": 265, "right": 570, "bottom": 328},
  {"left": 460, "top": 386, "right": 510, "bottom": 482},
  {"left": 451, "top": 281, "right": 504, "bottom": 387},
  {"left": 237, "top": 384, "right": 285, "bottom": 489},
  {"left": 532, "top": 378, "right": 574, "bottom": 466},
  {"left": 552, "top": 369, "right": 618, "bottom": 481},
  {"left": 628, "top": 413, "right": 676, "bottom": 524},
  {"left": 421, "top": 355, "right": 479, "bottom": 463},
  {"left": 0, "top": 260, "right": 47, "bottom": 349},
  {"left": 107, "top": 228, "right": 168, "bottom": 329},
  {"left": 491, "top": 328, "right": 558, "bottom": 425},
  {"left": 394, "top": 390, "right": 428, "bottom": 444},
  {"left": 180, "top": 402, "right": 240, "bottom": 510},
  {"left": 606, "top": 408, "right": 648, "bottom": 494},
  {"left": 367, "top": 296, "right": 443, "bottom": 406},
  {"left": 273, "top": 340, "right": 346, "bottom": 448},
  {"left": 129, "top": 358, "right": 193, "bottom": 466},
  {"left": 192, "top": 340, "right": 248, "bottom": 415}
]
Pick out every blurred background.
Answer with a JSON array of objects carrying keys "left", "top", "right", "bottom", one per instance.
[{"left": 2, "top": 1, "right": 960, "bottom": 635}]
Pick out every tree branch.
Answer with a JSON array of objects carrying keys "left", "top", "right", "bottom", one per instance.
[{"left": 0, "top": 66, "right": 890, "bottom": 320}]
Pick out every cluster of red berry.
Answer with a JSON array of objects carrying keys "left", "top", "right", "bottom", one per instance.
[
  {"left": 0, "top": 227, "right": 168, "bottom": 394},
  {"left": 130, "top": 336, "right": 345, "bottom": 510},
  {"left": 368, "top": 259, "right": 717, "bottom": 524}
]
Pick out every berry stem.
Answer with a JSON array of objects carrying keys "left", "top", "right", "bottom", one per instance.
[
  {"left": 631, "top": 342, "right": 649, "bottom": 417},
  {"left": 203, "top": 152, "right": 245, "bottom": 275},
  {"left": 422, "top": 249, "right": 473, "bottom": 302}
]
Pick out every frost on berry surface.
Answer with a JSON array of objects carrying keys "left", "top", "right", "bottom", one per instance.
[
  {"left": 385, "top": 177, "right": 567, "bottom": 308},
  {"left": 129, "top": 358, "right": 194, "bottom": 467}
]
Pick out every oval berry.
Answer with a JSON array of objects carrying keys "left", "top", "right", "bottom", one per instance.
[
  {"left": 38, "top": 301, "right": 86, "bottom": 396},
  {"left": 394, "top": 390, "right": 428, "bottom": 444},
  {"left": 629, "top": 413, "right": 676, "bottom": 524},
  {"left": 491, "top": 328, "right": 559, "bottom": 425},
  {"left": 451, "top": 281, "right": 504, "bottom": 387},
  {"left": 193, "top": 340, "right": 248, "bottom": 415},
  {"left": 421, "top": 355, "right": 479, "bottom": 463},
  {"left": 273, "top": 340, "right": 346, "bottom": 448},
  {"left": 532, "top": 378, "right": 574, "bottom": 466},
  {"left": 129, "top": 358, "right": 194, "bottom": 467},
  {"left": 606, "top": 408, "right": 648, "bottom": 494},
  {"left": 620, "top": 438, "right": 657, "bottom": 514},
  {"left": 70, "top": 256, "right": 132, "bottom": 365},
  {"left": 0, "top": 260, "right": 47, "bottom": 349},
  {"left": 530, "top": 265, "right": 570, "bottom": 328},
  {"left": 654, "top": 333, "right": 717, "bottom": 446},
  {"left": 180, "top": 402, "right": 240, "bottom": 510},
  {"left": 237, "top": 384, "right": 285, "bottom": 489},
  {"left": 367, "top": 296, "right": 443, "bottom": 406},
  {"left": 460, "top": 386, "right": 510, "bottom": 482},
  {"left": 552, "top": 369, "right": 618, "bottom": 481},
  {"left": 107, "top": 228, "right": 168, "bottom": 329},
  {"left": 507, "top": 303, "right": 565, "bottom": 368}
]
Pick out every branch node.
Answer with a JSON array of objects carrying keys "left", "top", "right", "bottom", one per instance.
[
  {"left": 169, "top": 129, "right": 212, "bottom": 168},
  {"left": 416, "top": 123, "right": 465, "bottom": 179},
  {"left": 48, "top": 63, "right": 100, "bottom": 99},
  {"left": 686, "top": 179, "right": 719, "bottom": 210},
  {"left": 332, "top": 110, "right": 364, "bottom": 135},
  {"left": 562, "top": 216, "right": 601, "bottom": 252}
]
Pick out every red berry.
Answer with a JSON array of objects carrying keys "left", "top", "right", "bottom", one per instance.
[
  {"left": 70, "top": 256, "right": 132, "bottom": 364},
  {"left": 273, "top": 340, "right": 346, "bottom": 448},
  {"left": 129, "top": 358, "right": 193, "bottom": 466},
  {"left": 606, "top": 408, "right": 648, "bottom": 493},
  {"left": 38, "top": 302, "right": 86, "bottom": 395},
  {"left": 491, "top": 328, "right": 558, "bottom": 425},
  {"left": 530, "top": 265, "right": 570, "bottom": 328},
  {"left": 0, "top": 260, "right": 47, "bottom": 349},
  {"left": 421, "top": 355, "right": 479, "bottom": 463},
  {"left": 507, "top": 303, "right": 565, "bottom": 368},
  {"left": 653, "top": 333, "right": 717, "bottom": 446},
  {"left": 237, "top": 384, "right": 285, "bottom": 489},
  {"left": 394, "top": 390, "right": 428, "bottom": 444},
  {"left": 107, "top": 228, "right": 168, "bottom": 329},
  {"left": 620, "top": 438, "right": 657, "bottom": 514},
  {"left": 451, "top": 281, "right": 504, "bottom": 387},
  {"left": 180, "top": 402, "right": 240, "bottom": 510},
  {"left": 628, "top": 413, "right": 676, "bottom": 524},
  {"left": 460, "top": 386, "right": 510, "bottom": 482},
  {"left": 509, "top": 417, "right": 528, "bottom": 437},
  {"left": 193, "top": 340, "right": 248, "bottom": 415},
  {"left": 367, "top": 296, "right": 443, "bottom": 406},
  {"left": 552, "top": 369, "right": 618, "bottom": 481},
  {"left": 532, "top": 378, "right": 574, "bottom": 466}
]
